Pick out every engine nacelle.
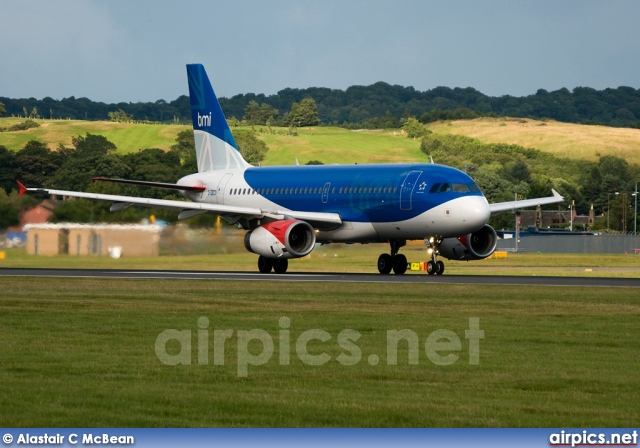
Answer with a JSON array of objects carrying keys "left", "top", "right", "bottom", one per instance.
[
  {"left": 244, "top": 219, "right": 316, "bottom": 259},
  {"left": 439, "top": 224, "right": 498, "bottom": 261}
]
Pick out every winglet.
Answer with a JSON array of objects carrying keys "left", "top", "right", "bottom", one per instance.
[{"left": 17, "top": 181, "right": 27, "bottom": 198}]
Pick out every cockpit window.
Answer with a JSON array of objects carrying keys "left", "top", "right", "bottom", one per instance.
[
  {"left": 452, "top": 183, "right": 470, "bottom": 193},
  {"left": 429, "top": 181, "right": 481, "bottom": 194},
  {"left": 468, "top": 183, "right": 481, "bottom": 193}
]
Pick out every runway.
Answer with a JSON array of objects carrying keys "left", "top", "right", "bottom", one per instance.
[{"left": 2, "top": 267, "right": 640, "bottom": 287}]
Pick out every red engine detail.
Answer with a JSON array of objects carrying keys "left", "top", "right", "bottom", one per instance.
[
  {"left": 439, "top": 224, "right": 498, "bottom": 261},
  {"left": 244, "top": 220, "right": 316, "bottom": 259}
]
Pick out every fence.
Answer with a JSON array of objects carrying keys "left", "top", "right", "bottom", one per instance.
[{"left": 496, "top": 235, "right": 640, "bottom": 254}]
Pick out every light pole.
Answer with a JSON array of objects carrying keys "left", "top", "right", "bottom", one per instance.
[
  {"left": 633, "top": 181, "right": 638, "bottom": 236},
  {"left": 568, "top": 201, "right": 573, "bottom": 231},
  {"left": 622, "top": 193, "right": 627, "bottom": 233},
  {"left": 607, "top": 191, "right": 619, "bottom": 232}
]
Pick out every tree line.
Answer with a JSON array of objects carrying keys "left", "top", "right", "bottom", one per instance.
[{"left": 2, "top": 82, "right": 640, "bottom": 128}]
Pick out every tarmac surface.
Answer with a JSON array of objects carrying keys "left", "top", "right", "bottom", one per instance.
[{"left": 2, "top": 267, "right": 640, "bottom": 287}]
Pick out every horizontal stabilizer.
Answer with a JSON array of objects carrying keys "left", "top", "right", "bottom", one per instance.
[
  {"left": 17, "top": 180, "right": 27, "bottom": 198},
  {"left": 92, "top": 177, "right": 206, "bottom": 192}
]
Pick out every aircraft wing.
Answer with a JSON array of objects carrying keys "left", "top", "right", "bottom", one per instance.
[
  {"left": 20, "top": 183, "right": 343, "bottom": 227},
  {"left": 489, "top": 189, "right": 564, "bottom": 215},
  {"left": 91, "top": 177, "right": 206, "bottom": 192}
]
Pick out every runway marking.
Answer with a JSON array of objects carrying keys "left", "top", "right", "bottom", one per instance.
[{"left": 2, "top": 268, "right": 640, "bottom": 287}]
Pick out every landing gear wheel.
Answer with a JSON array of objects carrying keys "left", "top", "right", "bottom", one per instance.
[
  {"left": 435, "top": 260, "right": 445, "bottom": 275},
  {"left": 258, "top": 256, "right": 273, "bottom": 274},
  {"left": 273, "top": 258, "right": 289, "bottom": 274},
  {"left": 427, "top": 260, "right": 436, "bottom": 275},
  {"left": 377, "top": 253, "right": 393, "bottom": 274},
  {"left": 392, "top": 254, "right": 408, "bottom": 275}
]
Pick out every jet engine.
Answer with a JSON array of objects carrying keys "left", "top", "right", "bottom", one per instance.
[
  {"left": 439, "top": 224, "right": 498, "bottom": 261},
  {"left": 244, "top": 219, "right": 316, "bottom": 259}
]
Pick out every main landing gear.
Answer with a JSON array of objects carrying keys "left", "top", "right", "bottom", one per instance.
[
  {"left": 377, "top": 240, "right": 408, "bottom": 275},
  {"left": 377, "top": 238, "right": 446, "bottom": 275},
  {"left": 258, "top": 256, "right": 289, "bottom": 274}
]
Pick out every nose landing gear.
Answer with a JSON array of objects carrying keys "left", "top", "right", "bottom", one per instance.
[{"left": 425, "top": 237, "right": 445, "bottom": 275}]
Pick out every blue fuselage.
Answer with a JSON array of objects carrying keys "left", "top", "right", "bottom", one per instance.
[
  {"left": 242, "top": 163, "right": 482, "bottom": 222},
  {"left": 181, "top": 162, "right": 490, "bottom": 242}
]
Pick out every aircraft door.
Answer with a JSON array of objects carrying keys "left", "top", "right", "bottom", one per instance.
[
  {"left": 400, "top": 170, "right": 422, "bottom": 210},
  {"left": 322, "top": 182, "right": 331, "bottom": 204},
  {"left": 217, "top": 173, "right": 233, "bottom": 204}
]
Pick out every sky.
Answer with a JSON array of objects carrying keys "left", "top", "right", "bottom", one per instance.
[{"left": 1, "top": 0, "right": 640, "bottom": 104}]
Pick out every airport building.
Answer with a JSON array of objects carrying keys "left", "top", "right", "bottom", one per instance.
[{"left": 23, "top": 223, "right": 163, "bottom": 257}]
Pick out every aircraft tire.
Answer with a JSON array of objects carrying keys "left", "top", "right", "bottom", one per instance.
[
  {"left": 273, "top": 258, "right": 289, "bottom": 274},
  {"left": 258, "top": 256, "right": 273, "bottom": 273},
  {"left": 435, "top": 260, "right": 445, "bottom": 275},
  {"left": 392, "top": 254, "right": 408, "bottom": 275},
  {"left": 427, "top": 261, "right": 436, "bottom": 275},
  {"left": 378, "top": 253, "right": 393, "bottom": 274}
]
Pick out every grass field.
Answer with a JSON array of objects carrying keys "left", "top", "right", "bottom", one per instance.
[
  {"left": 3, "top": 244, "right": 640, "bottom": 277},
  {"left": 0, "top": 118, "right": 188, "bottom": 153},
  {"left": 1, "top": 276, "right": 638, "bottom": 427},
  {"left": 4, "top": 117, "right": 640, "bottom": 167},
  {"left": 426, "top": 117, "right": 640, "bottom": 165},
  {"left": 258, "top": 127, "right": 425, "bottom": 166}
]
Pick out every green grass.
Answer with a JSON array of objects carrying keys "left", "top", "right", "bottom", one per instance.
[
  {"left": 0, "top": 277, "right": 638, "bottom": 427},
  {"left": 257, "top": 127, "right": 425, "bottom": 166},
  {"left": 3, "top": 246, "right": 640, "bottom": 277},
  {"left": 0, "top": 118, "right": 188, "bottom": 153}
]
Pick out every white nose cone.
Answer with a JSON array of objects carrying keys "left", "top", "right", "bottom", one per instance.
[
  {"left": 426, "top": 195, "right": 492, "bottom": 238},
  {"left": 464, "top": 195, "right": 491, "bottom": 231}
]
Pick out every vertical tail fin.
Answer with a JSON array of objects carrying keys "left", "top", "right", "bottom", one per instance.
[{"left": 186, "top": 64, "right": 250, "bottom": 172}]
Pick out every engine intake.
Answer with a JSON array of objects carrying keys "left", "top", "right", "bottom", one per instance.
[
  {"left": 439, "top": 224, "right": 498, "bottom": 261},
  {"left": 244, "top": 219, "right": 316, "bottom": 259}
]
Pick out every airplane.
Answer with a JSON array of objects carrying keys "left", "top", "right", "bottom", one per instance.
[{"left": 19, "top": 64, "right": 564, "bottom": 275}]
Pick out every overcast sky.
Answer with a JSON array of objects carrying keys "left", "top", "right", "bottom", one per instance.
[{"left": 2, "top": 0, "right": 639, "bottom": 103}]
